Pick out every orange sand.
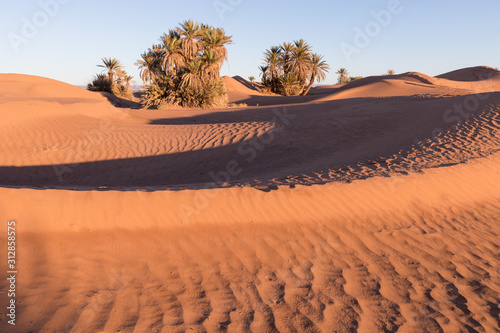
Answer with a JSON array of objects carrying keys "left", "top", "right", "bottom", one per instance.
[{"left": 0, "top": 67, "right": 499, "bottom": 332}]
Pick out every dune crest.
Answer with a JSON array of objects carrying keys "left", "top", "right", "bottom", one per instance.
[
  {"left": 317, "top": 67, "right": 500, "bottom": 102},
  {"left": 0, "top": 74, "right": 106, "bottom": 100},
  {"left": 437, "top": 65, "right": 500, "bottom": 82}
]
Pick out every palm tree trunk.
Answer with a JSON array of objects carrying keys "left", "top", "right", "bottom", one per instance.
[
  {"left": 108, "top": 71, "right": 114, "bottom": 87},
  {"left": 301, "top": 73, "right": 316, "bottom": 96},
  {"left": 271, "top": 72, "right": 277, "bottom": 93}
]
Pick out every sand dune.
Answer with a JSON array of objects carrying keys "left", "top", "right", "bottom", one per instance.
[
  {"left": 0, "top": 74, "right": 108, "bottom": 100},
  {"left": 2, "top": 71, "right": 500, "bottom": 187},
  {"left": 224, "top": 76, "right": 318, "bottom": 106},
  {"left": 0, "top": 68, "right": 499, "bottom": 332},
  {"left": 318, "top": 68, "right": 500, "bottom": 102},
  {"left": 437, "top": 66, "right": 500, "bottom": 82},
  {"left": 223, "top": 75, "right": 263, "bottom": 103},
  {"left": 223, "top": 76, "right": 260, "bottom": 96}
]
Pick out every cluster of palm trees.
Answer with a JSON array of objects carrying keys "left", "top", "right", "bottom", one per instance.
[
  {"left": 88, "top": 23, "right": 400, "bottom": 107},
  {"left": 335, "top": 68, "right": 363, "bottom": 84},
  {"left": 259, "top": 40, "right": 330, "bottom": 96},
  {"left": 137, "top": 19, "right": 232, "bottom": 108},
  {"left": 88, "top": 58, "right": 134, "bottom": 98}
]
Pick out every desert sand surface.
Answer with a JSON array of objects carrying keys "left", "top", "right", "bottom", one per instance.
[{"left": 0, "top": 67, "right": 499, "bottom": 332}]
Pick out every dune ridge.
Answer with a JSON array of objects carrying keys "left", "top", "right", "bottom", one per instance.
[{"left": 437, "top": 66, "right": 500, "bottom": 82}]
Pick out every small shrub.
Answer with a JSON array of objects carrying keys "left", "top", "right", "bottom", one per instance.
[
  {"left": 88, "top": 74, "right": 112, "bottom": 93},
  {"left": 228, "top": 103, "right": 247, "bottom": 107},
  {"left": 260, "top": 78, "right": 273, "bottom": 93},
  {"left": 348, "top": 76, "right": 363, "bottom": 82}
]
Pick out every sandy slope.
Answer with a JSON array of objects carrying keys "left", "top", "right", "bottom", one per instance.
[
  {"left": 0, "top": 67, "right": 499, "bottom": 332},
  {"left": 224, "top": 76, "right": 317, "bottom": 107}
]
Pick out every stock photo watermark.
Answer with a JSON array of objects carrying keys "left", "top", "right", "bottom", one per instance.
[
  {"left": 8, "top": 0, "right": 72, "bottom": 53},
  {"left": 340, "top": 0, "right": 412, "bottom": 62},
  {"left": 386, "top": 77, "right": 496, "bottom": 193},
  {"left": 6, "top": 220, "right": 17, "bottom": 326},
  {"left": 213, "top": 0, "right": 242, "bottom": 21}
]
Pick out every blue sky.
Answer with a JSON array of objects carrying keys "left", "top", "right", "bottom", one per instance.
[{"left": 1, "top": 0, "right": 499, "bottom": 85}]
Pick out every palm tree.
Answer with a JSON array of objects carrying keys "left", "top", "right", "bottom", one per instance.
[
  {"left": 263, "top": 46, "right": 282, "bottom": 92},
  {"left": 135, "top": 52, "right": 161, "bottom": 83},
  {"left": 97, "top": 57, "right": 124, "bottom": 84},
  {"left": 336, "top": 68, "right": 349, "bottom": 84},
  {"left": 200, "top": 49, "right": 221, "bottom": 80},
  {"left": 90, "top": 59, "right": 133, "bottom": 98},
  {"left": 301, "top": 53, "right": 330, "bottom": 95},
  {"left": 174, "top": 19, "right": 204, "bottom": 60},
  {"left": 291, "top": 39, "right": 312, "bottom": 92},
  {"left": 248, "top": 76, "right": 255, "bottom": 82},
  {"left": 280, "top": 42, "right": 295, "bottom": 75},
  {"left": 123, "top": 74, "right": 134, "bottom": 92},
  {"left": 259, "top": 65, "right": 269, "bottom": 80},
  {"left": 115, "top": 69, "right": 127, "bottom": 86},
  {"left": 280, "top": 73, "right": 299, "bottom": 96},
  {"left": 202, "top": 27, "right": 233, "bottom": 68},
  {"left": 181, "top": 58, "right": 204, "bottom": 91},
  {"left": 112, "top": 69, "right": 135, "bottom": 93},
  {"left": 386, "top": 69, "right": 395, "bottom": 76},
  {"left": 158, "top": 31, "right": 185, "bottom": 75},
  {"left": 293, "top": 39, "right": 312, "bottom": 53}
]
